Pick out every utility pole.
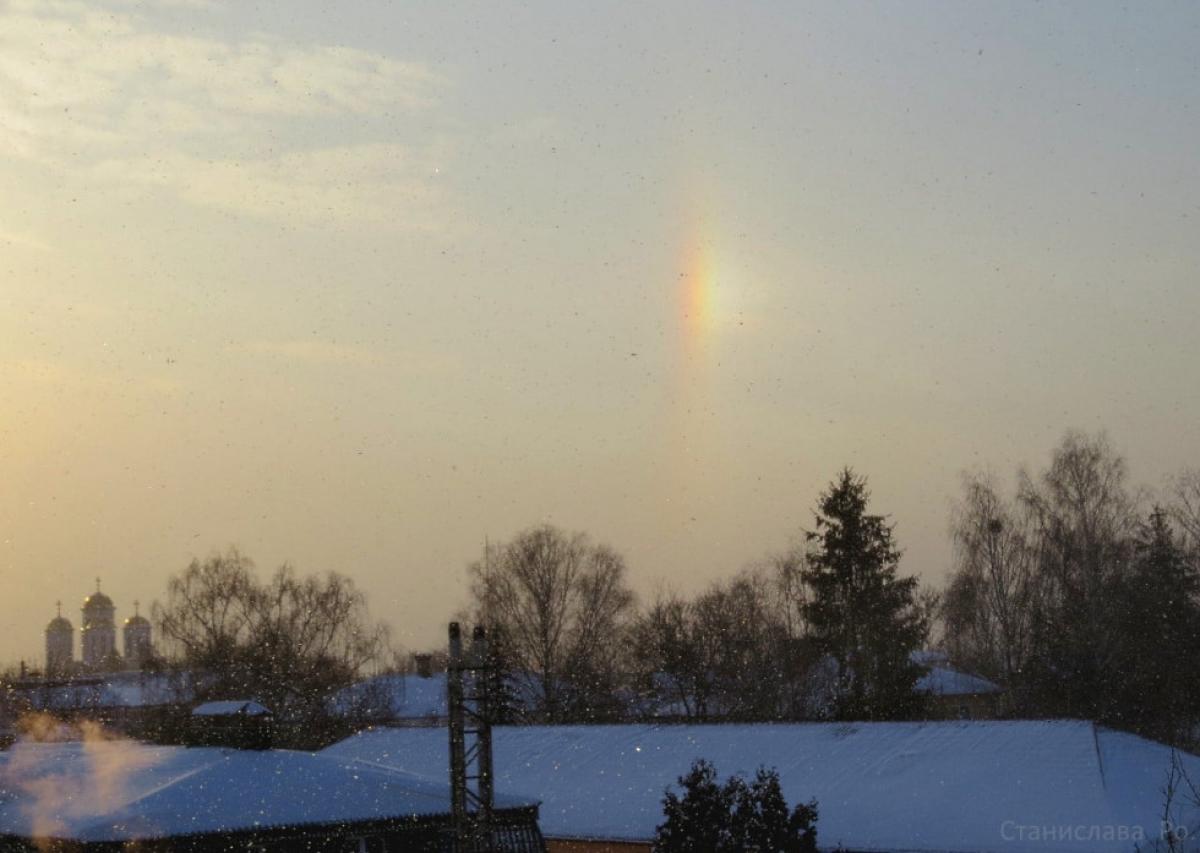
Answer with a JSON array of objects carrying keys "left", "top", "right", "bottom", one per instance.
[{"left": 448, "top": 622, "right": 496, "bottom": 851}]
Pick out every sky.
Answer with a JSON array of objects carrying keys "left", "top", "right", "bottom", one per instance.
[{"left": 2, "top": 0, "right": 1198, "bottom": 665}]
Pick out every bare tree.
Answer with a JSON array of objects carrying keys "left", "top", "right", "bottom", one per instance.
[
  {"left": 695, "top": 572, "right": 806, "bottom": 720},
  {"left": 942, "top": 431, "right": 1200, "bottom": 737},
  {"left": 764, "top": 547, "right": 809, "bottom": 642},
  {"left": 1169, "top": 468, "right": 1200, "bottom": 554},
  {"left": 1016, "top": 430, "right": 1139, "bottom": 719},
  {"left": 154, "top": 548, "right": 260, "bottom": 663},
  {"left": 1155, "top": 750, "right": 1200, "bottom": 853},
  {"left": 1018, "top": 431, "right": 1138, "bottom": 600},
  {"left": 629, "top": 591, "right": 713, "bottom": 720},
  {"left": 249, "top": 565, "right": 390, "bottom": 714},
  {"left": 630, "top": 571, "right": 815, "bottom": 722},
  {"left": 153, "top": 550, "right": 390, "bottom": 732},
  {"left": 942, "top": 472, "right": 1037, "bottom": 684},
  {"left": 469, "top": 524, "right": 635, "bottom": 722}
]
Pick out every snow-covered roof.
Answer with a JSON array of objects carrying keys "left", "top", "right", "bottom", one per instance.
[
  {"left": 192, "top": 700, "right": 271, "bottom": 717},
  {"left": 323, "top": 720, "right": 1200, "bottom": 853},
  {"left": 329, "top": 673, "right": 450, "bottom": 720},
  {"left": 916, "top": 664, "right": 1001, "bottom": 696},
  {"left": 911, "top": 651, "right": 1001, "bottom": 696},
  {"left": 331, "top": 671, "right": 557, "bottom": 722},
  {"left": 0, "top": 741, "right": 535, "bottom": 842},
  {"left": 19, "top": 672, "right": 194, "bottom": 711}
]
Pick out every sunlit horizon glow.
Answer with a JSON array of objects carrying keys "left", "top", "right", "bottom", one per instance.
[{"left": 1, "top": 0, "right": 1198, "bottom": 663}]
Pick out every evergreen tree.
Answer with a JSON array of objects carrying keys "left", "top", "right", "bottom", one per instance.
[
  {"left": 1107, "top": 507, "right": 1200, "bottom": 744},
  {"left": 788, "top": 798, "right": 819, "bottom": 853},
  {"left": 729, "top": 767, "right": 817, "bottom": 853},
  {"left": 802, "top": 468, "right": 928, "bottom": 719},
  {"left": 655, "top": 759, "right": 730, "bottom": 853},
  {"left": 654, "top": 760, "right": 818, "bottom": 853}
]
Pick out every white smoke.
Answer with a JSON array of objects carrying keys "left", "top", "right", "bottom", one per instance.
[{"left": 0, "top": 714, "right": 166, "bottom": 849}]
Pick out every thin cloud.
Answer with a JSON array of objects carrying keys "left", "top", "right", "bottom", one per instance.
[
  {"left": 0, "top": 2, "right": 441, "bottom": 134},
  {"left": 0, "top": 0, "right": 449, "bottom": 227},
  {"left": 91, "top": 144, "right": 449, "bottom": 227},
  {"left": 105, "top": 0, "right": 224, "bottom": 10}
]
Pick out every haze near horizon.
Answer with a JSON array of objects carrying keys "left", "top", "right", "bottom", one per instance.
[{"left": 2, "top": 0, "right": 1198, "bottom": 664}]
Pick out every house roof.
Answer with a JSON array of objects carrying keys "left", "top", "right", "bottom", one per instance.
[
  {"left": 323, "top": 720, "right": 1200, "bottom": 853},
  {"left": 911, "top": 650, "right": 1002, "bottom": 696},
  {"left": 0, "top": 740, "right": 535, "bottom": 843},
  {"left": 916, "top": 664, "right": 1001, "bottom": 696},
  {"left": 20, "top": 672, "right": 194, "bottom": 711},
  {"left": 192, "top": 700, "right": 271, "bottom": 717},
  {"left": 329, "top": 672, "right": 450, "bottom": 720},
  {"left": 329, "top": 671, "right": 551, "bottom": 721}
]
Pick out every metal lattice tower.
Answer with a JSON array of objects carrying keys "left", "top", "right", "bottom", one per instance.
[{"left": 448, "top": 622, "right": 496, "bottom": 851}]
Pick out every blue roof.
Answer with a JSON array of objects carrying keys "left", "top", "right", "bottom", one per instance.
[
  {"left": 324, "top": 720, "right": 1200, "bottom": 853},
  {"left": 192, "top": 699, "right": 272, "bottom": 716},
  {"left": 0, "top": 741, "right": 536, "bottom": 842}
]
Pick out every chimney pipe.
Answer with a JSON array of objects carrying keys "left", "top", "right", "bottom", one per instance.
[{"left": 413, "top": 653, "right": 433, "bottom": 679}]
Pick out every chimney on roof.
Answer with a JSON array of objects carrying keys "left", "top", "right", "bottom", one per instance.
[{"left": 414, "top": 652, "right": 433, "bottom": 679}]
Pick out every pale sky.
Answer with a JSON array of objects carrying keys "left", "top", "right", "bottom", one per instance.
[{"left": 2, "top": 0, "right": 1198, "bottom": 665}]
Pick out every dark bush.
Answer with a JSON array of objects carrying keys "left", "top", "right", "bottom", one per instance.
[{"left": 654, "top": 759, "right": 817, "bottom": 853}]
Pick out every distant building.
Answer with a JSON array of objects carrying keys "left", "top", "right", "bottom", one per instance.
[
  {"left": 123, "top": 602, "right": 153, "bottom": 669},
  {"left": 329, "top": 671, "right": 451, "bottom": 725},
  {"left": 44, "top": 603, "right": 74, "bottom": 677},
  {"left": 13, "top": 670, "right": 195, "bottom": 738},
  {"left": 190, "top": 700, "right": 275, "bottom": 750},
  {"left": 80, "top": 580, "right": 117, "bottom": 670},
  {"left": 912, "top": 650, "right": 1004, "bottom": 719},
  {"left": 42, "top": 580, "right": 154, "bottom": 675}
]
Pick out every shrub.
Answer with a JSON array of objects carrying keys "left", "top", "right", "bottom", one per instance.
[{"left": 654, "top": 759, "right": 817, "bottom": 853}]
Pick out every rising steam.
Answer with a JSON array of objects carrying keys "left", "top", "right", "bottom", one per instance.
[{"left": 0, "top": 714, "right": 165, "bottom": 849}]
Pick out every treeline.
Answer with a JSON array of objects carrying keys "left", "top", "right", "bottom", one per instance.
[
  {"left": 943, "top": 431, "right": 1200, "bottom": 745},
  {"left": 68, "top": 428, "right": 1196, "bottom": 749},
  {"left": 469, "top": 468, "right": 933, "bottom": 726},
  {"left": 467, "top": 430, "right": 1200, "bottom": 746}
]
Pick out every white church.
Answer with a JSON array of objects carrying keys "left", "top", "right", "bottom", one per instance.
[{"left": 44, "top": 580, "right": 153, "bottom": 676}]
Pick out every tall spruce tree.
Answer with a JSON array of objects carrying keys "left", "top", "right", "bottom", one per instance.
[
  {"left": 802, "top": 468, "right": 928, "bottom": 719},
  {"left": 1107, "top": 507, "right": 1200, "bottom": 744}
]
